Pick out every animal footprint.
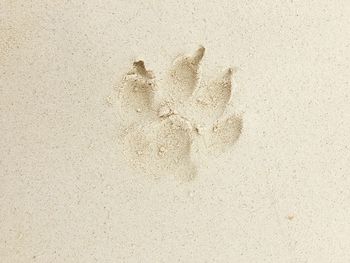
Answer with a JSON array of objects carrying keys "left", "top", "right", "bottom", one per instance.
[{"left": 115, "top": 46, "right": 243, "bottom": 181}]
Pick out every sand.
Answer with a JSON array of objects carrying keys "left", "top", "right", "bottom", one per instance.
[
  {"left": 1, "top": 1, "right": 350, "bottom": 262},
  {"left": 116, "top": 46, "right": 242, "bottom": 181}
]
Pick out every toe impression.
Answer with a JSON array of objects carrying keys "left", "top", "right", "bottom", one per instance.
[
  {"left": 165, "top": 46, "right": 205, "bottom": 104},
  {"left": 208, "top": 114, "right": 243, "bottom": 154},
  {"left": 192, "top": 67, "right": 234, "bottom": 125},
  {"left": 119, "top": 61, "right": 157, "bottom": 123}
]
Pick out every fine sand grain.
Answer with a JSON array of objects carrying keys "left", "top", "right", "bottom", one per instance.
[
  {"left": 115, "top": 47, "right": 242, "bottom": 181},
  {"left": 1, "top": 1, "right": 350, "bottom": 262}
]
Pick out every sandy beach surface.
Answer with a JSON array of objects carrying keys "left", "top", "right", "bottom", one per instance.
[{"left": 1, "top": 1, "right": 350, "bottom": 262}]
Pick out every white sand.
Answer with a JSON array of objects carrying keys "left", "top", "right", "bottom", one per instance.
[
  {"left": 1, "top": 1, "right": 350, "bottom": 262},
  {"left": 116, "top": 46, "right": 242, "bottom": 181}
]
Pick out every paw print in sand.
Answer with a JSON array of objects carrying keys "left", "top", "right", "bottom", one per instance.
[{"left": 115, "top": 46, "right": 243, "bottom": 181}]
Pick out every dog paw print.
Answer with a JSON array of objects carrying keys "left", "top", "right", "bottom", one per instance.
[{"left": 115, "top": 46, "right": 243, "bottom": 181}]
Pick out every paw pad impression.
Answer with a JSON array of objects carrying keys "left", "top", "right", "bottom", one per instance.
[{"left": 115, "top": 46, "right": 243, "bottom": 181}]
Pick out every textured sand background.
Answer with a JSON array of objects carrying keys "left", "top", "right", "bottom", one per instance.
[{"left": 1, "top": 1, "right": 350, "bottom": 262}]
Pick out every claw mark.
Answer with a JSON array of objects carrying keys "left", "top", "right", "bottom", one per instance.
[
  {"left": 130, "top": 60, "right": 154, "bottom": 79},
  {"left": 190, "top": 45, "right": 205, "bottom": 64},
  {"left": 114, "top": 46, "right": 243, "bottom": 181}
]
